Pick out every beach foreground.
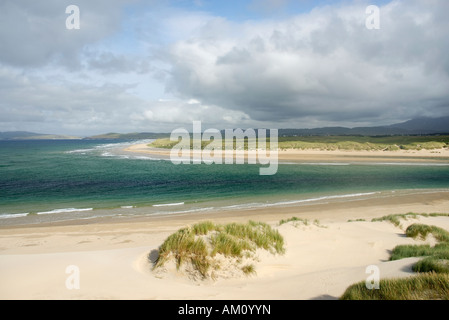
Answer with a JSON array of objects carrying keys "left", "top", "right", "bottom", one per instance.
[{"left": 1, "top": 190, "right": 448, "bottom": 300}]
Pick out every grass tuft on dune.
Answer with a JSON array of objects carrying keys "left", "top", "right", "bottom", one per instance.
[
  {"left": 342, "top": 220, "right": 449, "bottom": 300},
  {"left": 340, "top": 272, "right": 449, "bottom": 300},
  {"left": 371, "top": 212, "right": 449, "bottom": 228},
  {"left": 153, "top": 220, "right": 284, "bottom": 280}
]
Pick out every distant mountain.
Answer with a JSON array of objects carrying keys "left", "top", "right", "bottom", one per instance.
[
  {"left": 0, "top": 131, "right": 41, "bottom": 140},
  {"left": 0, "top": 131, "right": 168, "bottom": 140},
  {"left": 278, "top": 126, "right": 408, "bottom": 136},
  {"left": 279, "top": 116, "right": 449, "bottom": 137},
  {"left": 0, "top": 131, "right": 81, "bottom": 140},
  {"left": 84, "top": 132, "right": 170, "bottom": 140},
  {"left": 1, "top": 116, "right": 448, "bottom": 140},
  {"left": 389, "top": 116, "right": 449, "bottom": 134},
  {"left": 24, "top": 134, "right": 82, "bottom": 140}
]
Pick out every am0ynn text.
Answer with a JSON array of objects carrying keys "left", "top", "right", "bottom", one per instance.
[
  {"left": 170, "top": 121, "right": 279, "bottom": 175},
  {"left": 178, "top": 304, "right": 271, "bottom": 317}
]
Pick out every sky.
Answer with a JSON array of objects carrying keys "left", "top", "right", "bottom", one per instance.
[{"left": 0, "top": 0, "right": 448, "bottom": 136}]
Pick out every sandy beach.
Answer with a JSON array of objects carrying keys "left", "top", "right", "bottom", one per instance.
[
  {"left": 124, "top": 143, "right": 449, "bottom": 163},
  {"left": 1, "top": 189, "right": 448, "bottom": 300}
]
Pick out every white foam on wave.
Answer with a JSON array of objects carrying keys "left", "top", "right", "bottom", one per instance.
[
  {"left": 221, "top": 203, "right": 261, "bottom": 210},
  {"left": 152, "top": 206, "right": 215, "bottom": 216},
  {"left": 149, "top": 192, "right": 381, "bottom": 217},
  {"left": 66, "top": 139, "right": 155, "bottom": 158},
  {"left": 101, "top": 152, "right": 114, "bottom": 157},
  {"left": 91, "top": 140, "right": 172, "bottom": 161},
  {"left": 132, "top": 155, "right": 170, "bottom": 161},
  {"left": 268, "top": 192, "right": 379, "bottom": 206},
  {"left": 65, "top": 148, "right": 95, "bottom": 154},
  {"left": 36, "top": 208, "right": 93, "bottom": 215},
  {"left": 147, "top": 192, "right": 381, "bottom": 217},
  {"left": 94, "top": 140, "right": 154, "bottom": 150},
  {"left": 0, "top": 212, "right": 30, "bottom": 219},
  {"left": 220, "top": 192, "right": 379, "bottom": 211},
  {"left": 152, "top": 202, "right": 185, "bottom": 207}
]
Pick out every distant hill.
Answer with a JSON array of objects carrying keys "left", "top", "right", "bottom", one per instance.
[
  {"left": 84, "top": 132, "right": 170, "bottom": 140},
  {"left": 0, "top": 131, "right": 81, "bottom": 140},
  {"left": 389, "top": 116, "right": 449, "bottom": 134},
  {"left": 0, "top": 131, "right": 41, "bottom": 140},
  {"left": 279, "top": 116, "right": 449, "bottom": 137},
  {"left": 278, "top": 126, "right": 407, "bottom": 136},
  {"left": 1, "top": 116, "right": 448, "bottom": 140},
  {"left": 0, "top": 131, "right": 167, "bottom": 140}
]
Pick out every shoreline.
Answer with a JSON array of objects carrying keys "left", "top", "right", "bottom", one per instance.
[
  {"left": 1, "top": 190, "right": 449, "bottom": 299},
  {"left": 2, "top": 189, "right": 448, "bottom": 232},
  {"left": 1, "top": 188, "right": 447, "bottom": 228},
  {"left": 124, "top": 143, "right": 449, "bottom": 163}
]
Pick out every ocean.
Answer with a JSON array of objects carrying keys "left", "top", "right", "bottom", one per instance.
[{"left": 1, "top": 139, "right": 449, "bottom": 226}]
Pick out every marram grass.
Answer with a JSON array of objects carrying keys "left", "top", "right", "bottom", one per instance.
[
  {"left": 371, "top": 213, "right": 449, "bottom": 228},
  {"left": 278, "top": 216, "right": 326, "bottom": 228},
  {"left": 150, "top": 135, "right": 449, "bottom": 152},
  {"left": 343, "top": 220, "right": 449, "bottom": 300},
  {"left": 153, "top": 220, "right": 284, "bottom": 279},
  {"left": 340, "top": 273, "right": 449, "bottom": 300},
  {"left": 405, "top": 223, "right": 449, "bottom": 243},
  {"left": 413, "top": 257, "right": 449, "bottom": 274},
  {"left": 390, "top": 244, "right": 433, "bottom": 261},
  {"left": 389, "top": 224, "right": 449, "bottom": 275},
  {"left": 241, "top": 264, "right": 256, "bottom": 276}
]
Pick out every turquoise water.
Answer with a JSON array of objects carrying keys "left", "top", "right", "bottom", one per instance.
[{"left": 1, "top": 140, "right": 449, "bottom": 225}]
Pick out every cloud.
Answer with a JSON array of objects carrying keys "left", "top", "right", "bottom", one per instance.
[
  {"left": 0, "top": 0, "right": 130, "bottom": 68},
  {"left": 142, "top": 99, "right": 250, "bottom": 127},
  {"left": 160, "top": 0, "right": 449, "bottom": 127},
  {"left": 0, "top": 66, "right": 149, "bottom": 135},
  {"left": 0, "top": 66, "right": 250, "bottom": 135},
  {"left": 1, "top": 0, "right": 448, "bottom": 135},
  {"left": 84, "top": 51, "right": 151, "bottom": 74}
]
